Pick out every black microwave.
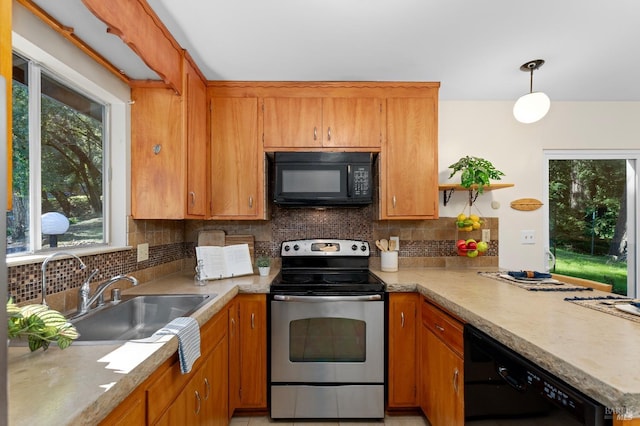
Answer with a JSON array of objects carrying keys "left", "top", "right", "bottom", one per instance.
[{"left": 273, "top": 152, "right": 374, "bottom": 207}]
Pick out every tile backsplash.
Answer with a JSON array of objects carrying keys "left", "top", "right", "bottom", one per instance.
[{"left": 7, "top": 206, "right": 498, "bottom": 310}]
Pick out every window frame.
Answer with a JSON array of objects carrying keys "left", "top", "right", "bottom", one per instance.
[
  {"left": 8, "top": 33, "right": 129, "bottom": 265},
  {"left": 543, "top": 150, "right": 639, "bottom": 298}
]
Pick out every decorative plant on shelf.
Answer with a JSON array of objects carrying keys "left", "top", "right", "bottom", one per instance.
[
  {"left": 7, "top": 298, "right": 79, "bottom": 351},
  {"left": 448, "top": 156, "right": 505, "bottom": 194}
]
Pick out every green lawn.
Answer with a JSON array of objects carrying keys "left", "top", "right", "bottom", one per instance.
[{"left": 553, "top": 247, "right": 627, "bottom": 294}]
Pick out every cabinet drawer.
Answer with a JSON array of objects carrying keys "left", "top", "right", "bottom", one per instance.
[{"left": 421, "top": 298, "right": 464, "bottom": 357}]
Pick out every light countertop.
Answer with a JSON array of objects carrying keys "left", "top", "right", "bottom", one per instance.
[{"left": 8, "top": 267, "right": 640, "bottom": 424}]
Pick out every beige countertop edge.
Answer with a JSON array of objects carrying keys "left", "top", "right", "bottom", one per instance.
[
  {"left": 9, "top": 267, "right": 640, "bottom": 424},
  {"left": 7, "top": 269, "right": 275, "bottom": 426},
  {"left": 373, "top": 267, "right": 640, "bottom": 418}
]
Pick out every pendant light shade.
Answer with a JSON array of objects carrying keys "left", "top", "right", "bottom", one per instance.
[{"left": 513, "top": 59, "right": 550, "bottom": 124}]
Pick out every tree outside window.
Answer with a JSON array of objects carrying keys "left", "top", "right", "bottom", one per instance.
[{"left": 7, "top": 53, "right": 105, "bottom": 254}]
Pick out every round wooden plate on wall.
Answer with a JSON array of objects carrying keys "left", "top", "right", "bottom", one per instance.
[{"left": 510, "top": 198, "right": 543, "bottom": 211}]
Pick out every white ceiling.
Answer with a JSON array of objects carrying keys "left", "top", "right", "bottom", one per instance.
[{"left": 31, "top": 0, "right": 640, "bottom": 101}]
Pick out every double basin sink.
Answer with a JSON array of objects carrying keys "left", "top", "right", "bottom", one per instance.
[{"left": 70, "top": 293, "right": 216, "bottom": 344}]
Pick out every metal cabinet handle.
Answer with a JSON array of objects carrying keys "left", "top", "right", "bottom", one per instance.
[
  {"left": 401, "top": 312, "right": 405, "bottom": 328},
  {"left": 392, "top": 196, "right": 397, "bottom": 208},
  {"left": 248, "top": 196, "right": 253, "bottom": 208},
  {"left": 204, "top": 377, "right": 211, "bottom": 400},
  {"left": 453, "top": 368, "right": 459, "bottom": 394},
  {"left": 189, "top": 191, "right": 196, "bottom": 205},
  {"left": 435, "top": 324, "right": 445, "bottom": 332},
  {"left": 194, "top": 390, "right": 201, "bottom": 415},
  {"left": 327, "top": 127, "right": 331, "bottom": 141},
  {"left": 314, "top": 126, "right": 317, "bottom": 140},
  {"left": 251, "top": 312, "right": 255, "bottom": 329}
]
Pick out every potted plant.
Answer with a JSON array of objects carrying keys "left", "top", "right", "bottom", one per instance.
[
  {"left": 256, "top": 257, "right": 271, "bottom": 277},
  {"left": 448, "top": 156, "right": 505, "bottom": 194},
  {"left": 7, "top": 298, "right": 79, "bottom": 351}
]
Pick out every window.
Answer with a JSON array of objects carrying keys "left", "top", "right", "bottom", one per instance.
[
  {"left": 8, "top": 52, "right": 107, "bottom": 255},
  {"left": 544, "top": 151, "right": 639, "bottom": 297}
]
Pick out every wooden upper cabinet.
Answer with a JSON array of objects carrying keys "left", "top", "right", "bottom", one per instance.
[
  {"left": 210, "top": 97, "right": 264, "bottom": 219},
  {"left": 381, "top": 96, "right": 439, "bottom": 219},
  {"left": 262, "top": 97, "right": 382, "bottom": 150},
  {"left": 185, "top": 60, "right": 207, "bottom": 217},
  {"left": 131, "top": 56, "right": 209, "bottom": 219},
  {"left": 322, "top": 98, "right": 383, "bottom": 148},
  {"left": 263, "top": 97, "right": 322, "bottom": 148},
  {"left": 131, "top": 85, "right": 185, "bottom": 219}
]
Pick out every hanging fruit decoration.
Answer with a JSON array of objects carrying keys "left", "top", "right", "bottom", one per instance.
[
  {"left": 455, "top": 213, "right": 483, "bottom": 232},
  {"left": 456, "top": 238, "right": 489, "bottom": 258}
]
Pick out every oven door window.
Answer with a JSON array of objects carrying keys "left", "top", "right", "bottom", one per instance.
[{"left": 289, "top": 317, "right": 366, "bottom": 362}]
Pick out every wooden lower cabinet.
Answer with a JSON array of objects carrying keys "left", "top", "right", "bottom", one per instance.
[
  {"left": 387, "top": 293, "right": 419, "bottom": 408},
  {"left": 100, "top": 294, "right": 266, "bottom": 424},
  {"left": 235, "top": 294, "right": 267, "bottom": 410},
  {"left": 420, "top": 298, "right": 464, "bottom": 426}
]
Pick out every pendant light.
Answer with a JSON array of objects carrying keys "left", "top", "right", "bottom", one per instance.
[{"left": 513, "top": 59, "right": 550, "bottom": 124}]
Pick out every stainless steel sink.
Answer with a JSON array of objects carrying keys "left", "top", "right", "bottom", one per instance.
[{"left": 70, "top": 294, "right": 215, "bottom": 343}]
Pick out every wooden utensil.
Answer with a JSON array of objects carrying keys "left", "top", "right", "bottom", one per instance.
[
  {"left": 389, "top": 239, "right": 396, "bottom": 251},
  {"left": 380, "top": 239, "right": 389, "bottom": 251},
  {"left": 375, "top": 240, "right": 385, "bottom": 251}
]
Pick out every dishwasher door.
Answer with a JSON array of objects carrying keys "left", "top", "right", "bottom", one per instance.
[{"left": 464, "top": 325, "right": 610, "bottom": 425}]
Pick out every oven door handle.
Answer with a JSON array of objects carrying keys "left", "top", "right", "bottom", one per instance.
[{"left": 272, "top": 294, "right": 383, "bottom": 302}]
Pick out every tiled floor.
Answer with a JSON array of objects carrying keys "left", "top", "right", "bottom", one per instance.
[{"left": 230, "top": 415, "right": 429, "bottom": 426}]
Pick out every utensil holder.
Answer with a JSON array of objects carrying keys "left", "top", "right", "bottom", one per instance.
[{"left": 381, "top": 251, "right": 398, "bottom": 272}]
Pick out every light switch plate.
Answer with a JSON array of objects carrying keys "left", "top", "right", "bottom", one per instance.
[{"left": 137, "top": 243, "right": 149, "bottom": 262}]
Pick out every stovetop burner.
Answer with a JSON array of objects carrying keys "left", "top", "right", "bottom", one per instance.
[{"left": 271, "top": 239, "right": 386, "bottom": 295}]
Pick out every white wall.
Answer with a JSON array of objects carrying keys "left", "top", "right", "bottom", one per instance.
[{"left": 439, "top": 101, "right": 640, "bottom": 271}]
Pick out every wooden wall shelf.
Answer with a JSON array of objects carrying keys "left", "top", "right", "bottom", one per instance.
[{"left": 438, "top": 183, "right": 514, "bottom": 206}]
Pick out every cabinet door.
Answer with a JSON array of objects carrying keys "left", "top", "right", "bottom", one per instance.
[
  {"left": 131, "top": 86, "right": 185, "bottom": 219},
  {"left": 322, "top": 98, "right": 382, "bottom": 148},
  {"left": 210, "top": 97, "right": 263, "bottom": 218},
  {"left": 383, "top": 97, "right": 438, "bottom": 219},
  {"left": 227, "top": 300, "right": 240, "bottom": 418},
  {"left": 237, "top": 294, "right": 267, "bottom": 409},
  {"left": 98, "top": 385, "right": 145, "bottom": 426},
  {"left": 421, "top": 325, "right": 464, "bottom": 426},
  {"left": 201, "top": 328, "right": 229, "bottom": 426},
  {"left": 263, "top": 97, "right": 322, "bottom": 148},
  {"left": 185, "top": 60, "right": 208, "bottom": 217},
  {"left": 388, "top": 293, "right": 419, "bottom": 408}
]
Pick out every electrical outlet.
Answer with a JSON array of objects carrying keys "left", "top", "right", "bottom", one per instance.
[
  {"left": 390, "top": 236, "right": 400, "bottom": 251},
  {"left": 481, "top": 229, "right": 491, "bottom": 242},
  {"left": 521, "top": 230, "right": 536, "bottom": 245},
  {"left": 137, "top": 243, "right": 149, "bottom": 262}
]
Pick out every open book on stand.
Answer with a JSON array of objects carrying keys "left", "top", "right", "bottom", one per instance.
[{"left": 195, "top": 243, "right": 253, "bottom": 280}]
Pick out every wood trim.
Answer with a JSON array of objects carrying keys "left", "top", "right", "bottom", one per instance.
[
  {"left": 15, "top": 0, "right": 130, "bottom": 85},
  {"left": 551, "top": 273, "right": 613, "bottom": 293},
  {"left": 208, "top": 81, "right": 440, "bottom": 98},
  {"left": 1, "top": 0, "right": 11, "bottom": 209},
  {"left": 82, "top": 0, "right": 184, "bottom": 94}
]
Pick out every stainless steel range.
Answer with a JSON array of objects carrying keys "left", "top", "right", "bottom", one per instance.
[{"left": 269, "top": 239, "right": 386, "bottom": 420}]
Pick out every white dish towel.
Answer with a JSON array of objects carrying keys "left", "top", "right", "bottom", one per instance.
[{"left": 154, "top": 317, "right": 201, "bottom": 374}]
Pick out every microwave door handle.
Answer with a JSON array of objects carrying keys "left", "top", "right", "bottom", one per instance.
[{"left": 347, "top": 164, "right": 352, "bottom": 198}]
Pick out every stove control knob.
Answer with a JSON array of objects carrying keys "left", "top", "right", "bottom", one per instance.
[
  {"left": 293, "top": 244, "right": 300, "bottom": 251},
  {"left": 351, "top": 244, "right": 358, "bottom": 251},
  {"left": 283, "top": 244, "right": 290, "bottom": 252},
  {"left": 360, "top": 244, "right": 367, "bottom": 252}
]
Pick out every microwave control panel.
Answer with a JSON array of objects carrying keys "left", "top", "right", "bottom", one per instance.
[{"left": 352, "top": 165, "right": 371, "bottom": 197}]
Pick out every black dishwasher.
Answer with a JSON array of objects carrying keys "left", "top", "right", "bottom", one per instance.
[{"left": 464, "top": 325, "right": 611, "bottom": 425}]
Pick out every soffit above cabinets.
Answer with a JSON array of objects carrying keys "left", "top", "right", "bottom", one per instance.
[{"left": 27, "top": 0, "right": 159, "bottom": 81}]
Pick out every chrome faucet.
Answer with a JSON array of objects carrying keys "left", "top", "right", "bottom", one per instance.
[
  {"left": 76, "top": 274, "right": 139, "bottom": 316},
  {"left": 41, "top": 251, "right": 86, "bottom": 307}
]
